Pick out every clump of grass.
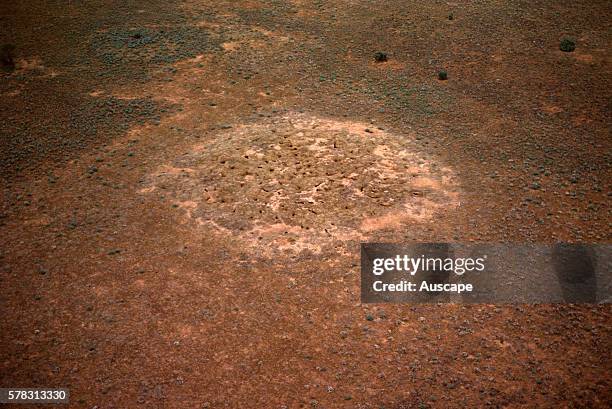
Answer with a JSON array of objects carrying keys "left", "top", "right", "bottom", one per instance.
[
  {"left": 559, "top": 38, "right": 576, "bottom": 52},
  {"left": 374, "top": 52, "right": 388, "bottom": 62},
  {"left": 438, "top": 70, "right": 448, "bottom": 80}
]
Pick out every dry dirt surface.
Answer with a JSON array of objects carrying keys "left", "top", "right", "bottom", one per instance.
[{"left": 0, "top": 1, "right": 610, "bottom": 408}]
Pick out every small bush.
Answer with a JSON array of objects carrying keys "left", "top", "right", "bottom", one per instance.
[
  {"left": 560, "top": 38, "right": 576, "bottom": 52},
  {"left": 438, "top": 70, "right": 448, "bottom": 80},
  {"left": 0, "top": 44, "right": 15, "bottom": 70},
  {"left": 374, "top": 52, "right": 388, "bottom": 62}
]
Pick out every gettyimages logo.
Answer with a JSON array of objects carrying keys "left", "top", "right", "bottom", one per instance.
[
  {"left": 372, "top": 254, "right": 486, "bottom": 276},
  {"left": 361, "top": 243, "right": 611, "bottom": 304}
]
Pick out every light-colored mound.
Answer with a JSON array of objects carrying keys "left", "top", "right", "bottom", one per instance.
[{"left": 141, "top": 113, "right": 459, "bottom": 254}]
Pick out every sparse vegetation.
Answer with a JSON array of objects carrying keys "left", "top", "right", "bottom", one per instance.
[
  {"left": 0, "top": 1, "right": 608, "bottom": 407},
  {"left": 374, "top": 51, "right": 388, "bottom": 62},
  {"left": 560, "top": 38, "right": 576, "bottom": 52},
  {"left": 0, "top": 44, "right": 15, "bottom": 70}
]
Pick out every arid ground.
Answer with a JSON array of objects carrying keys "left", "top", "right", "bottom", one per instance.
[{"left": 1, "top": 1, "right": 610, "bottom": 408}]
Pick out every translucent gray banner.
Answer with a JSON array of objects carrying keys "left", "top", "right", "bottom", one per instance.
[{"left": 361, "top": 243, "right": 611, "bottom": 303}]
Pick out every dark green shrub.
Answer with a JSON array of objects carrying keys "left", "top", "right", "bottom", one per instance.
[
  {"left": 560, "top": 38, "right": 576, "bottom": 52},
  {"left": 374, "top": 52, "right": 388, "bottom": 62},
  {"left": 0, "top": 44, "right": 15, "bottom": 70}
]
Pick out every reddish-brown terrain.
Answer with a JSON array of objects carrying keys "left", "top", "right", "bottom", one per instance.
[{"left": 0, "top": 1, "right": 610, "bottom": 408}]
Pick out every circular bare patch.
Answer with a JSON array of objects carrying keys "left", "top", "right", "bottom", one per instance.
[{"left": 142, "top": 114, "right": 459, "bottom": 254}]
